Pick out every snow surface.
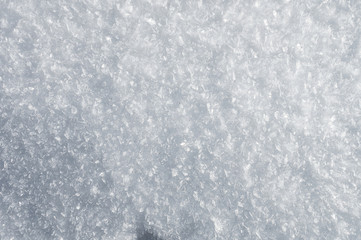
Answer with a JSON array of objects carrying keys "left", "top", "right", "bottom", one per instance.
[{"left": 1, "top": 0, "right": 361, "bottom": 239}]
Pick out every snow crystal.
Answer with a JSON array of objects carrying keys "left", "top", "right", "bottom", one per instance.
[{"left": 1, "top": 0, "right": 361, "bottom": 239}]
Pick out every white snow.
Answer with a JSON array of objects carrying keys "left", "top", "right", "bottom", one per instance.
[{"left": 1, "top": 0, "right": 361, "bottom": 239}]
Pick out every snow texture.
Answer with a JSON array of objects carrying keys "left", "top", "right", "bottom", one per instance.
[{"left": 1, "top": 0, "right": 361, "bottom": 239}]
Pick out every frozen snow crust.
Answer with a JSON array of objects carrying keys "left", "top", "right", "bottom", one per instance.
[{"left": 1, "top": 0, "right": 361, "bottom": 239}]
